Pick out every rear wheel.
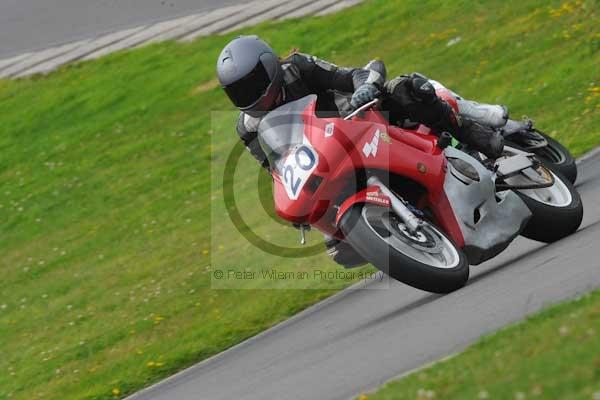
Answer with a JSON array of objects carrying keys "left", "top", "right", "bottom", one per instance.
[
  {"left": 339, "top": 203, "right": 469, "bottom": 293},
  {"left": 506, "top": 130, "right": 577, "bottom": 183},
  {"left": 512, "top": 166, "right": 583, "bottom": 243}
]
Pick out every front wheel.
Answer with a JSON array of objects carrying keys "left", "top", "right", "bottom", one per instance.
[
  {"left": 339, "top": 203, "right": 469, "bottom": 293},
  {"left": 514, "top": 166, "right": 583, "bottom": 243}
]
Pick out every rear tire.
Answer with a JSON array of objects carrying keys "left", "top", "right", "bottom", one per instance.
[
  {"left": 506, "top": 130, "right": 577, "bottom": 183},
  {"left": 516, "top": 168, "right": 583, "bottom": 243},
  {"left": 534, "top": 132, "right": 577, "bottom": 184},
  {"left": 339, "top": 204, "right": 469, "bottom": 293}
]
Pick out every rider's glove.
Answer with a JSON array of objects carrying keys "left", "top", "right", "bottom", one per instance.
[{"left": 350, "top": 83, "right": 380, "bottom": 109}]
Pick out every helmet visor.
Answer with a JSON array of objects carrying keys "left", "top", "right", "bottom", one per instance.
[{"left": 223, "top": 61, "right": 271, "bottom": 109}]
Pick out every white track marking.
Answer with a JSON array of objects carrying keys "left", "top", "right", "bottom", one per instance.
[
  {"left": 0, "top": 0, "right": 364, "bottom": 78},
  {"left": 278, "top": 0, "right": 343, "bottom": 20},
  {"left": 180, "top": 0, "right": 289, "bottom": 41},
  {"left": 16, "top": 26, "right": 148, "bottom": 76}
]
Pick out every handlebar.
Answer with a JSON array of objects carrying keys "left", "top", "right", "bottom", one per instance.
[{"left": 343, "top": 99, "right": 380, "bottom": 121}]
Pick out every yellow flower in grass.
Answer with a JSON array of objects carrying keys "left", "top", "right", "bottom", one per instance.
[
  {"left": 112, "top": 388, "right": 120, "bottom": 396},
  {"left": 147, "top": 360, "right": 165, "bottom": 368},
  {"left": 587, "top": 86, "right": 600, "bottom": 95}
]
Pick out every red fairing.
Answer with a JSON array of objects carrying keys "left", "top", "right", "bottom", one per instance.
[
  {"left": 270, "top": 99, "right": 465, "bottom": 246},
  {"left": 335, "top": 186, "right": 391, "bottom": 226}
]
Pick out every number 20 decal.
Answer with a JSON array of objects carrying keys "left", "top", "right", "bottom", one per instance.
[
  {"left": 282, "top": 145, "right": 318, "bottom": 200},
  {"left": 283, "top": 166, "right": 301, "bottom": 196}
]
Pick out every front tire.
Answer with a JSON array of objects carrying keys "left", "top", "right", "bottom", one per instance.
[
  {"left": 339, "top": 203, "right": 469, "bottom": 293},
  {"left": 516, "top": 167, "right": 583, "bottom": 243}
]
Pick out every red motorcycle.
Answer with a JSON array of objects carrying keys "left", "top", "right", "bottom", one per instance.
[{"left": 257, "top": 93, "right": 583, "bottom": 293}]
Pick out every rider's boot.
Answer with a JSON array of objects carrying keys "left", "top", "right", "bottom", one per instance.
[
  {"left": 502, "top": 118, "right": 547, "bottom": 149},
  {"left": 324, "top": 236, "right": 367, "bottom": 269},
  {"left": 455, "top": 118, "right": 505, "bottom": 160}
]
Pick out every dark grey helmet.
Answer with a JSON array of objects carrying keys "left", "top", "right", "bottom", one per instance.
[{"left": 217, "top": 35, "right": 283, "bottom": 118}]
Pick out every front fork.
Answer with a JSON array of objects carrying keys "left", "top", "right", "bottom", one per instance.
[{"left": 367, "top": 176, "right": 423, "bottom": 233}]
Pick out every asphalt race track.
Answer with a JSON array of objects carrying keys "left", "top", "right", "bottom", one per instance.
[
  {"left": 0, "top": 0, "right": 253, "bottom": 58},
  {"left": 127, "top": 150, "right": 600, "bottom": 400}
]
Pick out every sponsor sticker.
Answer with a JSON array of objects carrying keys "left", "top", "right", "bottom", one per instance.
[
  {"left": 380, "top": 131, "right": 392, "bottom": 144},
  {"left": 363, "top": 130, "right": 381, "bottom": 158},
  {"left": 366, "top": 195, "right": 390, "bottom": 206},
  {"left": 365, "top": 188, "right": 390, "bottom": 206},
  {"left": 281, "top": 145, "right": 318, "bottom": 200},
  {"left": 325, "top": 122, "right": 335, "bottom": 138}
]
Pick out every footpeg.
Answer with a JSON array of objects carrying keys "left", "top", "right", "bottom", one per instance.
[{"left": 437, "top": 132, "right": 453, "bottom": 149}]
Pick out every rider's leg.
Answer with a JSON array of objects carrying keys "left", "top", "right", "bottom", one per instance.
[
  {"left": 427, "top": 79, "right": 509, "bottom": 128},
  {"left": 427, "top": 79, "right": 544, "bottom": 149},
  {"left": 455, "top": 99, "right": 508, "bottom": 128},
  {"left": 384, "top": 73, "right": 504, "bottom": 159}
]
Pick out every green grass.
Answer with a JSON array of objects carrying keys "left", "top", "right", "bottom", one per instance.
[
  {"left": 361, "top": 289, "right": 600, "bottom": 400},
  {"left": 0, "top": 0, "right": 598, "bottom": 399}
]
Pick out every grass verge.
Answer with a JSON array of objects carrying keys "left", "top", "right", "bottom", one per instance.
[
  {"left": 0, "top": 0, "right": 598, "bottom": 399},
  {"left": 361, "top": 289, "right": 600, "bottom": 400}
]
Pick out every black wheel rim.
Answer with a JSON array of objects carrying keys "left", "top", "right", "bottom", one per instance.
[{"left": 534, "top": 142, "right": 567, "bottom": 164}]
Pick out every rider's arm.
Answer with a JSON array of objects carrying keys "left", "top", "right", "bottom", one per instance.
[
  {"left": 237, "top": 113, "right": 270, "bottom": 170},
  {"left": 287, "top": 53, "right": 385, "bottom": 92}
]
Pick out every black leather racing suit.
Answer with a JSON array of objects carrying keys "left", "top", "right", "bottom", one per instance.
[{"left": 237, "top": 53, "right": 499, "bottom": 169}]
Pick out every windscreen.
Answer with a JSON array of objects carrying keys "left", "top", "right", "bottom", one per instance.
[{"left": 257, "top": 95, "right": 316, "bottom": 173}]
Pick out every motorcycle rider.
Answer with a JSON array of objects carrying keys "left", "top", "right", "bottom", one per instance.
[{"left": 216, "top": 35, "right": 506, "bottom": 268}]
